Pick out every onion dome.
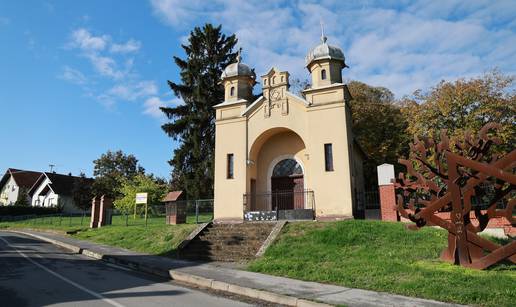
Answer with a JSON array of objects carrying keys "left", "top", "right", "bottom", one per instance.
[
  {"left": 220, "top": 50, "right": 256, "bottom": 80},
  {"left": 305, "top": 34, "right": 346, "bottom": 68}
]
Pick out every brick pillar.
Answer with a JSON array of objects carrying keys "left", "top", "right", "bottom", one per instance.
[
  {"left": 377, "top": 164, "right": 398, "bottom": 221},
  {"left": 97, "top": 195, "right": 113, "bottom": 227},
  {"left": 90, "top": 196, "right": 101, "bottom": 228}
]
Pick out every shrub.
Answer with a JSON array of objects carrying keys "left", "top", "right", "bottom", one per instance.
[{"left": 0, "top": 205, "right": 61, "bottom": 216}]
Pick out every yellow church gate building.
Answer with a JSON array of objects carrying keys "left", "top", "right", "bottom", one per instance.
[{"left": 213, "top": 35, "right": 365, "bottom": 222}]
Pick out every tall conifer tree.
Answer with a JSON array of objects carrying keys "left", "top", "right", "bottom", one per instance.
[{"left": 161, "top": 24, "right": 238, "bottom": 199}]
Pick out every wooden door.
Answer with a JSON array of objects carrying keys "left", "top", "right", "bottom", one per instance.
[
  {"left": 271, "top": 176, "right": 304, "bottom": 210},
  {"left": 293, "top": 176, "right": 305, "bottom": 209}
]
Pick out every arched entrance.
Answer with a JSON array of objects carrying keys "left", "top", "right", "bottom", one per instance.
[{"left": 270, "top": 158, "right": 305, "bottom": 210}]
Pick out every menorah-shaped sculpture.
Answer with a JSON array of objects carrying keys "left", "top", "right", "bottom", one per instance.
[{"left": 394, "top": 123, "right": 515, "bottom": 269}]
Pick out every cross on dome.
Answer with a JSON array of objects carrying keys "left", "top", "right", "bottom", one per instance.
[
  {"left": 320, "top": 20, "right": 327, "bottom": 43},
  {"left": 236, "top": 47, "right": 242, "bottom": 63}
]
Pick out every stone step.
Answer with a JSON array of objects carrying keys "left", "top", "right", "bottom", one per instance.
[
  {"left": 209, "top": 225, "right": 275, "bottom": 230},
  {"left": 180, "top": 254, "right": 254, "bottom": 262},
  {"left": 203, "top": 229, "right": 273, "bottom": 235},
  {"left": 183, "top": 244, "right": 259, "bottom": 253},
  {"left": 199, "top": 230, "right": 272, "bottom": 237},
  {"left": 185, "top": 244, "right": 261, "bottom": 254},
  {"left": 179, "top": 222, "right": 277, "bottom": 262},
  {"left": 181, "top": 249, "right": 258, "bottom": 257},
  {"left": 196, "top": 234, "right": 269, "bottom": 241}
]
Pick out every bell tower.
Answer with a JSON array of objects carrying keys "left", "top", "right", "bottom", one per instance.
[
  {"left": 305, "top": 23, "right": 347, "bottom": 89},
  {"left": 220, "top": 49, "right": 256, "bottom": 103}
]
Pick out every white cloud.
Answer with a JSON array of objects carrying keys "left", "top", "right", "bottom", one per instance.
[
  {"left": 110, "top": 39, "right": 142, "bottom": 53},
  {"left": 143, "top": 96, "right": 184, "bottom": 119},
  {"left": 64, "top": 28, "right": 167, "bottom": 117},
  {"left": 71, "top": 28, "right": 109, "bottom": 51},
  {"left": 108, "top": 81, "right": 159, "bottom": 101},
  {"left": 67, "top": 29, "right": 143, "bottom": 80},
  {"left": 59, "top": 66, "right": 87, "bottom": 85},
  {"left": 85, "top": 53, "right": 129, "bottom": 80},
  {"left": 149, "top": 0, "right": 516, "bottom": 97}
]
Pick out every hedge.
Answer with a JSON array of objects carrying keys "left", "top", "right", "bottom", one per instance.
[{"left": 0, "top": 205, "right": 61, "bottom": 216}]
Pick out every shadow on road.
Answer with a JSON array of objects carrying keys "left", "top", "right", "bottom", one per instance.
[{"left": 0, "top": 234, "right": 190, "bottom": 307}]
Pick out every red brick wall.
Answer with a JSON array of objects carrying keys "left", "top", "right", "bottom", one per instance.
[{"left": 379, "top": 185, "right": 398, "bottom": 221}]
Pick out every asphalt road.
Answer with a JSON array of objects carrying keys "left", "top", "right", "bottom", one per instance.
[{"left": 0, "top": 232, "right": 255, "bottom": 307}]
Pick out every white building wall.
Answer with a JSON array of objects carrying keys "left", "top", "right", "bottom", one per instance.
[
  {"left": 31, "top": 178, "right": 56, "bottom": 207},
  {"left": 0, "top": 176, "right": 19, "bottom": 206},
  {"left": 30, "top": 177, "right": 81, "bottom": 213}
]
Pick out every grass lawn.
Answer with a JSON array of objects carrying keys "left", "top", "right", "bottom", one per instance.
[
  {"left": 71, "top": 222, "right": 197, "bottom": 255},
  {"left": 247, "top": 220, "right": 516, "bottom": 307},
  {"left": 0, "top": 213, "right": 210, "bottom": 256}
]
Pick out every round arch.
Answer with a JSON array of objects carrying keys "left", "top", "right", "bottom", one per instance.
[
  {"left": 266, "top": 154, "right": 306, "bottom": 193},
  {"left": 248, "top": 127, "right": 306, "bottom": 162}
]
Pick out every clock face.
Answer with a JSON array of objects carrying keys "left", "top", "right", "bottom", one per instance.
[{"left": 271, "top": 89, "right": 281, "bottom": 100}]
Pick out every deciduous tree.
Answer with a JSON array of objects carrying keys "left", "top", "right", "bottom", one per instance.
[
  {"left": 347, "top": 81, "right": 410, "bottom": 186},
  {"left": 92, "top": 150, "right": 144, "bottom": 198},
  {"left": 401, "top": 70, "right": 515, "bottom": 156},
  {"left": 114, "top": 174, "right": 166, "bottom": 215}
]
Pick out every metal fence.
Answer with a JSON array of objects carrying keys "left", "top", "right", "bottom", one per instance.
[
  {"left": 0, "top": 212, "right": 91, "bottom": 227},
  {"left": 356, "top": 189, "right": 380, "bottom": 210},
  {"left": 0, "top": 199, "right": 214, "bottom": 227},
  {"left": 243, "top": 190, "right": 315, "bottom": 212},
  {"left": 242, "top": 190, "right": 315, "bottom": 221}
]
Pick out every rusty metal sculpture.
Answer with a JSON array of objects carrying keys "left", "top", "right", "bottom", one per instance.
[{"left": 394, "top": 123, "right": 515, "bottom": 269}]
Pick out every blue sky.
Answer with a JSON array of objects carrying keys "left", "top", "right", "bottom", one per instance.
[{"left": 1, "top": 1, "right": 515, "bottom": 179}]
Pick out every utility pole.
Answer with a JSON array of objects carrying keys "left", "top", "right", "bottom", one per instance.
[{"left": 49, "top": 164, "right": 56, "bottom": 172}]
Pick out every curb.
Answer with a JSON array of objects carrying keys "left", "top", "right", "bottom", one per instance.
[
  {"left": 4, "top": 229, "right": 332, "bottom": 307},
  {"left": 169, "top": 270, "right": 331, "bottom": 307}
]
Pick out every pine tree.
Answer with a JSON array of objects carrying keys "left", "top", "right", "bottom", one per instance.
[{"left": 161, "top": 24, "right": 238, "bottom": 199}]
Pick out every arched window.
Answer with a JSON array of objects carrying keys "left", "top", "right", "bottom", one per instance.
[
  {"left": 272, "top": 76, "right": 276, "bottom": 84},
  {"left": 321, "top": 69, "right": 327, "bottom": 80},
  {"left": 230, "top": 86, "right": 235, "bottom": 96},
  {"left": 272, "top": 159, "right": 303, "bottom": 177}
]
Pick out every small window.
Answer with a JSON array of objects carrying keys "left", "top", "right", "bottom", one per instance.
[
  {"left": 321, "top": 69, "right": 327, "bottom": 80},
  {"left": 230, "top": 86, "right": 235, "bottom": 96},
  {"left": 227, "top": 154, "right": 234, "bottom": 179},
  {"left": 264, "top": 79, "right": 267, "bottom": 85},
  {"left": 324, "top": 143, "right": 334, "bottom": 171},
  {"left": 272, "top": 76, "right": 276, "bottom": 84}
]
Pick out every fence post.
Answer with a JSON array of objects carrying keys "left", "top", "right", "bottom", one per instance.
[
  {"left": 195, "top": 200, "right": 199, "bottom": 224},
  {"left": 275, "top": 194, "right": 279, "bottom": 220}
]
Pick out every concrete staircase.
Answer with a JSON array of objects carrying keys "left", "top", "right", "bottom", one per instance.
[{"left": 179, "top": 222, "right": 277, "bottom": 262}]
